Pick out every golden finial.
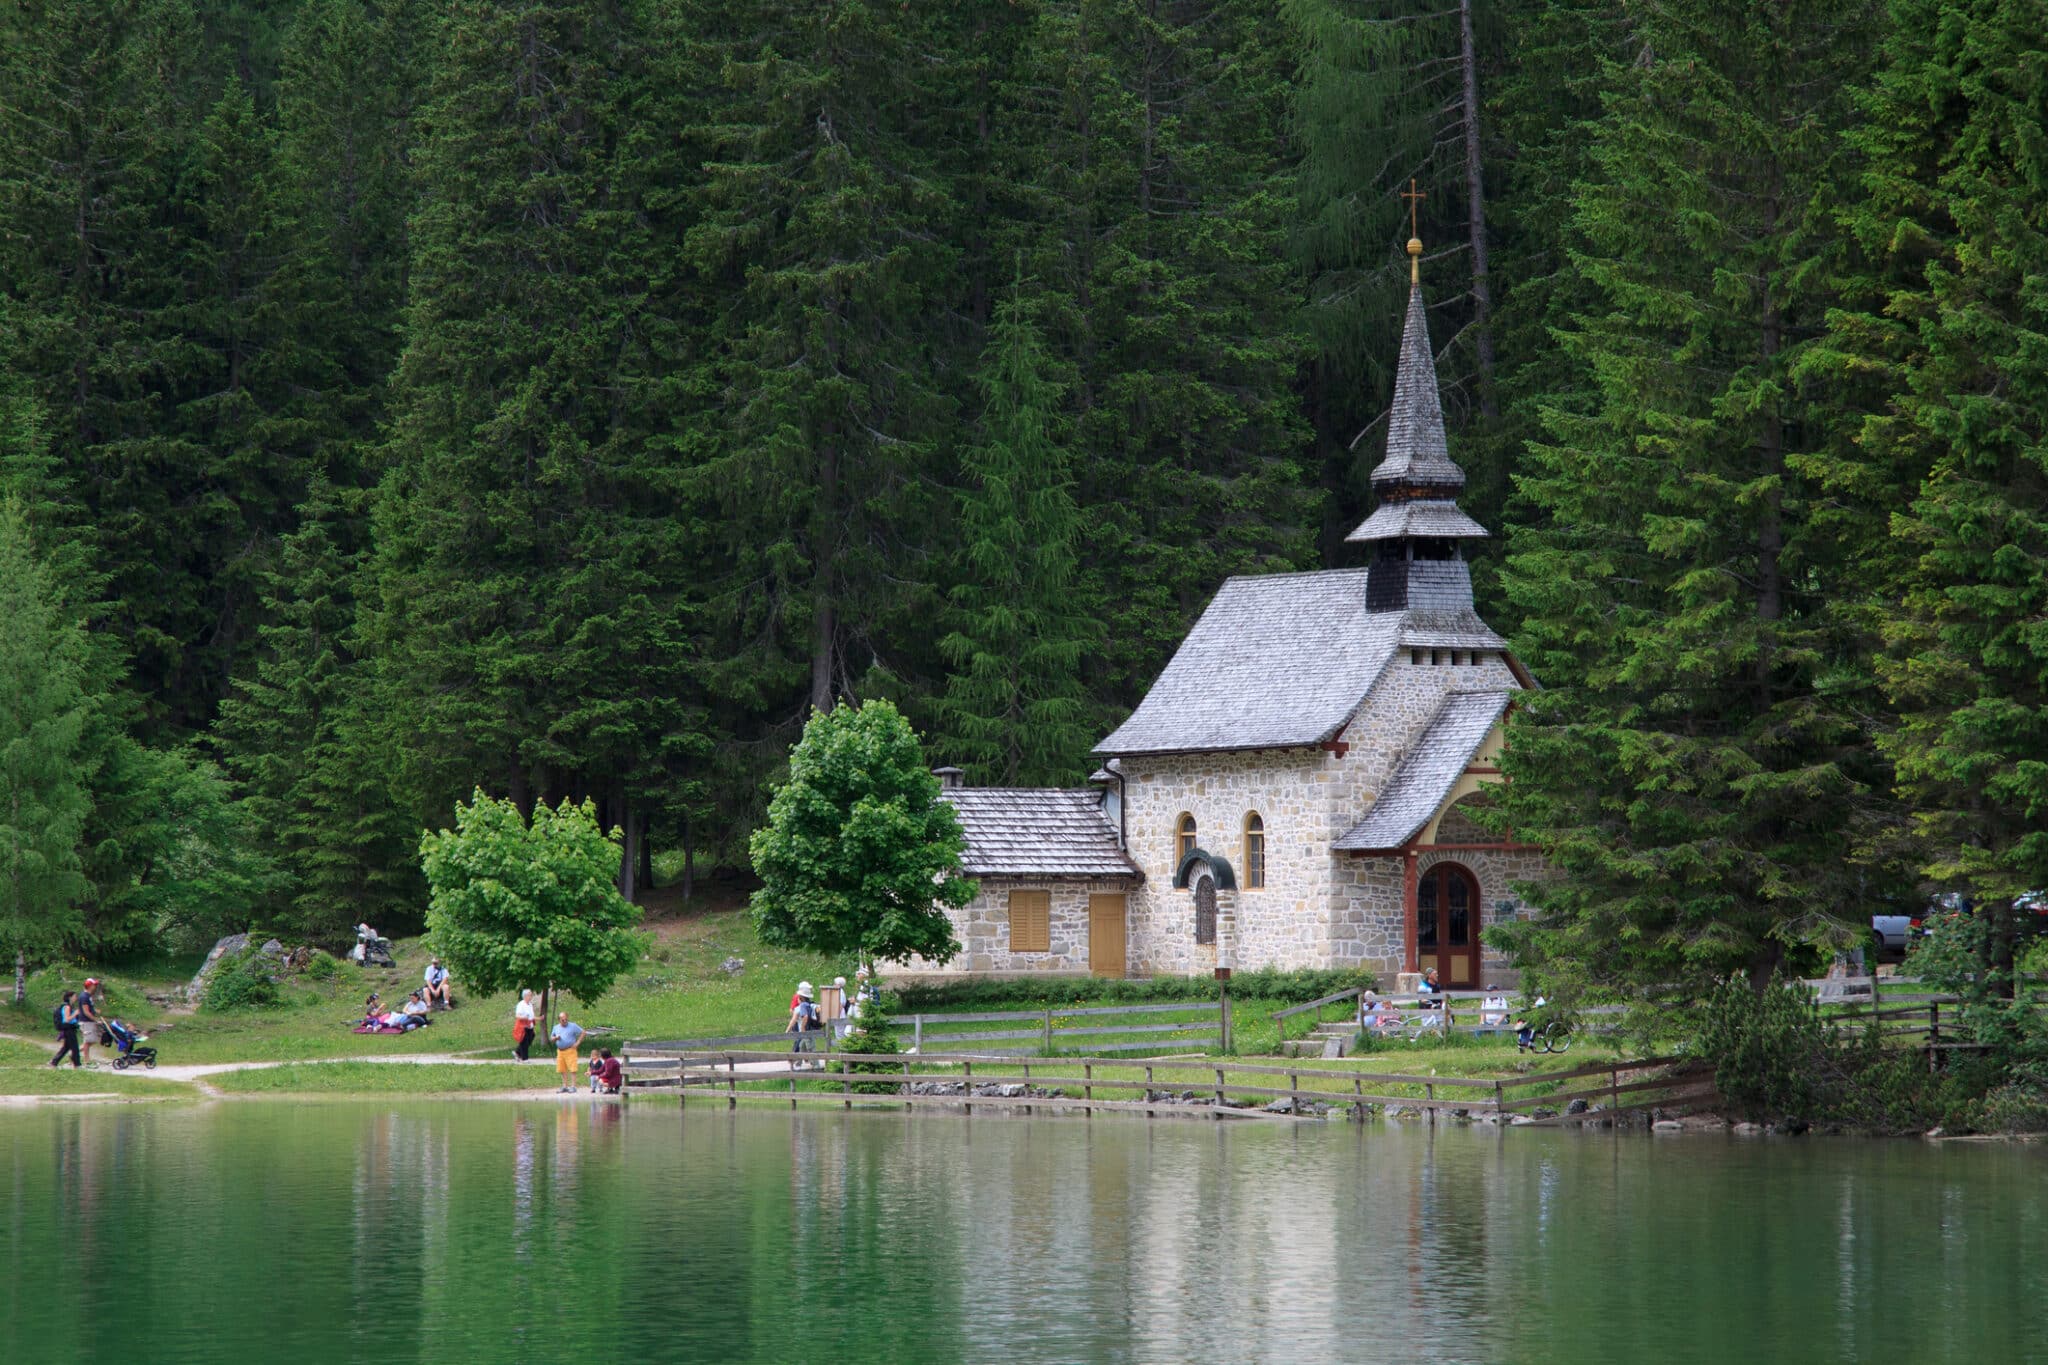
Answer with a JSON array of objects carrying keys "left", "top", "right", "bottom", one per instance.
[{"left": 1401, "top": 178, "right": 1426, "bottom": 284}]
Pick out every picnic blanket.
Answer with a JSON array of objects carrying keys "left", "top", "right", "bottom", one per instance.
[{"left": 351, "top": 1021, "right": 420, "bottom": 1035}]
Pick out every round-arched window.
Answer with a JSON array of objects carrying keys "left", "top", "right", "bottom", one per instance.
[
  {"left": 1176, "top": 813, "right": 1197, "bottom": 866},
  {"left": 1243, "top": 813, "right": 1265, "bottom": 889}
]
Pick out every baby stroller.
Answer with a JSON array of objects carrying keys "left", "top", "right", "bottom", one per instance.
[
  {"left": 106, "top": 1019, "right": 158, "bottom": 1070},
  {"left": 350, "top": 922, "right": 396, "bottom": 968}
]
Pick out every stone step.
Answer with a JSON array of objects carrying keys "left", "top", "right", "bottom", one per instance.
[
  {"left": 1311, "top": 1021, "right": 1358, "bottom": 1034},
  {"left": 1281, "top": 1031, "right": 1358, "bottom": 1059}
]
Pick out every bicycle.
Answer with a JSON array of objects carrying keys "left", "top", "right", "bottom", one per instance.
[{"left": 1518, "top": 1017, "right": 1573, "bottom": 1055}]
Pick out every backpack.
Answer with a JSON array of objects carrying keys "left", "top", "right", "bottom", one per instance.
[
  {"left": 52, "top": 1002, "right": 68, "bottom": 1031},
  {"left": 797, "top": 1001, "right": 820, "bottom": 1030}
]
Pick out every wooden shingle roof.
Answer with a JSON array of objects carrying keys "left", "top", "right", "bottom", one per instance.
[
  {"left": 1362, "top": 284, "right": 1467, "bottom": 493},
  {"left": 1332, "top": 691, "right": 1511, "bottom": 851},
  {"left": 942, "top": 788, "right": 1139, "bottom": 878},
  {"left": 1345, "top": 500, "right": 1490, "bottom": 543},
  {"left": 1094, "top": 570, "right": 1407, "bottom": 756}
]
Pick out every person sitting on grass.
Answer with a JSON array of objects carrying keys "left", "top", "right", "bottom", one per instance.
[
  {"left": 402, "top": 990, "right": 432, "bottom": 1027},
  {"left": 361, "top": 993, "right": 383, "bottom": 1026},
  {"left": 423, "top": 957, "right": 452, "bottom": 1010}
]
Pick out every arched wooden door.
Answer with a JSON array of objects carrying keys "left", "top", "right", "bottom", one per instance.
[{"left": 1416, "top": 862, "right": 1482, "bottom": 987}]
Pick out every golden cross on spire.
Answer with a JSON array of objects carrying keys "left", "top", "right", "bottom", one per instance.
[{"left": 1401, "top": 179, "right": 1426, "bottom": 285}]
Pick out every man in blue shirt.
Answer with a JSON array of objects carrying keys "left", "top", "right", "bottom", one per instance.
[{"left": 550, "top": 1012, "right": 585, "bottom": 1093}]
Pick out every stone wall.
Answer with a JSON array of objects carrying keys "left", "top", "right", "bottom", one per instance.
[
  {"left": 1119, "top": 746, "right": 1340, "bottom": 975},
  {"left": 1328, "top": 845, "right": 1548, "bottom": 980},
  {"left": 903, "top": 877, "right": 1131, "bottom": 974}
]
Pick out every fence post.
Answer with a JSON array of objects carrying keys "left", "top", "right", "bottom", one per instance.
[
  {"left": 1425, "top": 1080, "right": 1435, "bottom": 1125},
  {"left": 841, "top": 1056, "right": 851, "bottom": 1110},
  {"left": 1085, "top": 1062, "right": 1093, "bottom": 1109},
  {"left": 964, "top": 1059, "right": 973, "bottom": 1116},
  {"left": 913, "top": 1014, "right": 923, "bottom": 1054},
  {"left": 1043, "top": 1008, "right": 1054, "bottom": 1055},
  {"left": 1145, "top": 1064, "right": 1155, "bottom": 1117},
  {"left": 1221, "top": 985, "right": 1233, "bottom": 1054},
  {"left": 1610, "top": 1064, "right": 1620, "bottom": 1117},
  {"left": 1493, "top": 1078, "right": 1503, "bottom": 1117},
  {"left": 1214, "top": 1066, "right": 1226, "bottom": 1114},
  {"left": 1928, "top": 1002, "right": 1941, "bottom": 1074}
]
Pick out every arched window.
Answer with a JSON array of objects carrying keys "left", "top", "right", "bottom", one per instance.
[
  {"left": 1193, "top": 875, "right": 1217, "bottom": 945},
  {"left": 1176, "top": 813, "right": 1197, "bottom": 866},
  {"left": 1242, "top": 812, "right": 1265, "bottom": 889}
]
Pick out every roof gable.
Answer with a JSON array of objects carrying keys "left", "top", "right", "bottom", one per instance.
[
  {"left": 1094, "top": 570, "right": 1404, "bottom": 756},
  {"left": 1332, "top": 691, "right": 1512, "bottom": 851}
]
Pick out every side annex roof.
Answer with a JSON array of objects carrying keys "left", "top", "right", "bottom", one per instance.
[
  {"left": 941, "top": 788, "right": 1140, "bottom": 879},
  {"left": 1332, "top": 691, "right": 1512, "bottom": 852},
  {"left": 1094, "top": 570, "right": 1405, "bottom": 756}
]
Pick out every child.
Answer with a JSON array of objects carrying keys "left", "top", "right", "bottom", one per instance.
[{"left": 588, "top": 1052, "right": 606, "bottom": 1094}]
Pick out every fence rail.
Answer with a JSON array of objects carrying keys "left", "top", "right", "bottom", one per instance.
[
  {"left": 634, "top": 999, "right": 1230, "bottom": 1061},
  {"left": 618, "top": 1046, "right": 1717, "bottom": 1125}
]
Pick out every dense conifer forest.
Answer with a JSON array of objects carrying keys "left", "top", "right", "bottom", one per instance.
[{"left": 1, "top": 0, "right": 2041, "bottom": 986}]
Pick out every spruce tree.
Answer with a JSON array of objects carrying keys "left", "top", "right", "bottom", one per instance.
[
  {"left": 372, "top": 0, "right": 699, "bottom": 871},
  {"left": 938, "top": 282, "right": 1101, "bottom": 786},
  {"left": 993, "top": 0, "right": 1315, "bottom": 707},
  {"left": 1495, "top": 0, "right": 1889, "bottom": 995},
  {"left": 0, "top": 499, "right": 91, "bottom": 1001},
  {"left": 1833, "top": 0, "right": 2048, "bottom": 979}
]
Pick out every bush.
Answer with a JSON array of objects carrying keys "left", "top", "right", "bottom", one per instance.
[
  {"left": 1690, "top": 978, "right": 1838, "bottom": 1123},
  {"left": 837, "top": 999, "right": 904, "bottom": 1095},
  {"left": 301, "top": 952, "right": 340, "bottom": 983},
  {"left": 203, "top": 952, "right": 282, "bottom": 1011},
  {"left": 891, "top": 966, "right": 1375, "bottom": 1013}
]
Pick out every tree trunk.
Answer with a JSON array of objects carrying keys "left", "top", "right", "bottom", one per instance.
[
  {"left": 1745, "top": 939, "right": 1784, "bottom": 996},
  {"left": 810, "top": 440, "right": 840, "bottom": 714},
  {"left": 682, "top": 813, "right": 695, "bottom": 904},
  {"left": 617, "top": 791, "right": 639, "bottom": 905},
  {"left": 13, "top": 950, "right": 24, "bottom": 1006},
  {"left": 638, "top": 814, "right": 653, "bottom": 895},
  {"left": 1459, "top": 0, "right": 1497, "bottom": 416}
]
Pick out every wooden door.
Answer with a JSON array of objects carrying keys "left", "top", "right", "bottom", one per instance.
[
  {"left": 1088, "top": 894, "right": 1127, "bottom": 978},
  {"left": 1416, "top": 863, "right": 1482, "bottom": 987}
]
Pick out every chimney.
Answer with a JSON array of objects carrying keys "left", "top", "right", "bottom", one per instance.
[{"left": 932, "top": 765, "right": 965, "bottom": 790}]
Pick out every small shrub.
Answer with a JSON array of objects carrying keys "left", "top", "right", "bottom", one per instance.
[
  {"left": 892, "top": 966, "right": 1375, "bottom": 1013},
  {"left": 838, "top": 1000, "right": 904, "bottom": 1095},
  {"left": 204, "top": 952, "right": 282, "bottom": 1012},
  {"left": 301, "top": 952, "right": 340, "bottom": 983},
  {"left": 1691, "top": 978, "right": 1837, "bottom": 1123}
]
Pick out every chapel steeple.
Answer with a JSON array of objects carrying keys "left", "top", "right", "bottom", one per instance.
[{"left": 1347, "top": 194, "right": 1489, "bottom": 615}]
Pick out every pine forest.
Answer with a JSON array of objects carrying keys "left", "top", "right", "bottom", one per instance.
[{"left": 1, "top": 0, "right": 2042, "bottom": 980}]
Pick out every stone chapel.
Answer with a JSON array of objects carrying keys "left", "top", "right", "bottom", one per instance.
[{"left": 909, "top": 238, "right": 1545, "bottom": 988}]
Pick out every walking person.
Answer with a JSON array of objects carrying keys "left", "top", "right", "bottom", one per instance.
[
  {"left": 550, "top": 1011, "right": 585, "bottom": 1093},
  {"left": 49, "top": 991, "right": 82, "bottom": 1069},
  {"left": 513, "top": 989, "right": 537, "bottom": 1061},
  {"left": 75, "top": 978, "right": 103, "bottom": 1066},
  {"left": 786, "top": 982, "right": 820, "bottom": 1066}
]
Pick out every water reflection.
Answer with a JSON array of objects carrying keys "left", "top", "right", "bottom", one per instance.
[{"left": 3, "top": 1102, "right": 2045, "bottom": 1365}]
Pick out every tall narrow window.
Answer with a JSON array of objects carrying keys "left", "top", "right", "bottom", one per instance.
[
  {"left": 1243, "top": 813, "right": 1266, "bottom": 889},
  {"left": 1008, "top": 890, "right": 1050, "bottom": 953},
  {"left": 1176, "top": 813, "right": 1197, "bottom": 866},
  {"left": 1194, "top": 876, "right": 1217, "bottom": 945}
]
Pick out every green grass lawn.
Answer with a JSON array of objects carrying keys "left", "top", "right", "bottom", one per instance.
[
  {"left": 208, "top": 1062, "right": 568, "bottom": 1095},
  {"left": 0, "top": 1065, "right": 195, "bottom": 1099},
  {"left": 5, "top": 902, "right": 1652, "bottom": 1100}
]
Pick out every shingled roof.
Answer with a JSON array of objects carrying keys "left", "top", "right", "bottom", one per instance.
[
  {"left": 1345, "top": 499, "right": 1490, "bottom": 543},
  {"left": 1094, "top": 570, "right": 1406, "bottom": 756},
  {"left": 1332, "top": 691, "right": 1511, "bottom": 852},
  {"left": 1363, "top": 283, "right": 1467, "bottom": 493},
  {"left": 941, "top": 788, "right": 1139, "bottom": 878}
]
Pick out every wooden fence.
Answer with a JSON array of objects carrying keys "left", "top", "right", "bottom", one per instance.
[
  {"left": 635, "top": 1000, "right": 1230, "bottom": 1060},
  {"left": 618, "top": 1047, "right": 1718, "bottom": 1125}
]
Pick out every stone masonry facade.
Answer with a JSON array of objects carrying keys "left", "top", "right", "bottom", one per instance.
[
  {"left": 1119, "top": 652, "right": 1541, "bottom": 980},
  {"left": 903, "top": 877, "right": 1133, "bottom": 975}
]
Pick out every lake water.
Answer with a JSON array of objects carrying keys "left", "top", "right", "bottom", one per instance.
[{"left": 3, "top": 1100, "right": 2043, "bottom": 1364}]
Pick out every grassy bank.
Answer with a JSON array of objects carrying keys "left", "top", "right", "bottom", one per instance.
[{"left": 2, "top": 901, "right": 1619, "bottom": 1099}]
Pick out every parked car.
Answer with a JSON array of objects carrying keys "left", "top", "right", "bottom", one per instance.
[{"left": 1907, "top": 892, "right": 2048, "bottom": 949}]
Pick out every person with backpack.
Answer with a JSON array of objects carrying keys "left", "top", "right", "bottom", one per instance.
[
  {"left": 50, "top": 991, "right": 82, "bottom": 1068},
  {"left": 787, "top": 982, "right": 821, "bottom": 1065}
]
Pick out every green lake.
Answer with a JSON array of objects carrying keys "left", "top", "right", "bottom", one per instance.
[{"left": 3, "top": 1100, "right": 2042, "bottom": 1364}]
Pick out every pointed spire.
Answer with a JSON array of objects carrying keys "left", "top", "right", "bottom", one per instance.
[{"left": 1368, "top": 258, "right": 1466, "bottom": 495}]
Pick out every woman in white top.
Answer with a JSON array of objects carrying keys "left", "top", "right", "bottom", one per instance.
[{"left": 514, "top": 989, "right": 537, "bottom": 1061}]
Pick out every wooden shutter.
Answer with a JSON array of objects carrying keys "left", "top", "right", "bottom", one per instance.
[{"left": 1008, "top": 890, "right": 1051, "bottom": 953}]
